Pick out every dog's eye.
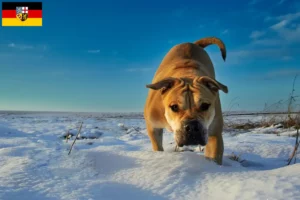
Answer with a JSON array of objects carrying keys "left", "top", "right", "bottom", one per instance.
[
  {"left": 200, "top": 103, "right": 210, "bottom": 111},
  {"left": 170, "top": 104, "right": 179, "bottom": 112}
]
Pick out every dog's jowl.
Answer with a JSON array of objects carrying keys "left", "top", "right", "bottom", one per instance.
[{"left": 144, "top": 37, "right": 228, "bottom": 165}]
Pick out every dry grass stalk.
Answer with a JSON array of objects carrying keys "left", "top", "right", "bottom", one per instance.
[
  {"left": 288, "top": 75, "right": 298, "bottom": 120},
  {"left": 228, "top": 152, "right": 246, "bottom": 163},
  {"left": 174, "top": 145, "right": 179, "bottom": 152},
  {"left": 287, "top": 75, "right": 299, "bottom": 165},
  {"left": 287, "top": 128, "right": 299, "bottom": 165},
  {"left": 68, "top": 122, "right": 83, "bottom": 155}
]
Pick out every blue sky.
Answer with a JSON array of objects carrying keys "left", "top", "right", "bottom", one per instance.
[{"left": 0, "top": 0, "right": 300, "bottom": 112}]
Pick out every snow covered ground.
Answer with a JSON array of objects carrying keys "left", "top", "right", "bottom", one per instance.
[{"left": 0, "top": 111, "right": 299, "bottom": 200}]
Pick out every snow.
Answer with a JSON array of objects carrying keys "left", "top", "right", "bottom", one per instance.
[{"left": 0, "top": 112, "right": 299, "bottom": 200}]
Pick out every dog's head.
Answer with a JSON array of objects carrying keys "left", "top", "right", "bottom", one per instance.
[{"left": 146, "top": 76, "right": 228, "bottom": 147}]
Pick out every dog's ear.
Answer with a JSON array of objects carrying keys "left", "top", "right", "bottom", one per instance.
[
  {"left": 195, "top": 76, "right": 228, "bottom": 93},
  {"left": 146, "top": 77, "right": 178, "bottom": 94}
]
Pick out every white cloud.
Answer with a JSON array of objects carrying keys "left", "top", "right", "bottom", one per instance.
[
  {"left": 221, "top": 29, "right": 229, "bottom": 35},
  {"left": 251, "top": 38, "right": 282, "bottom": 46},
  {"left": 270, "top": 20, "right": 289, "bottom": 30},
  {"left": 172, "top": 8, "right": 187, "bottom": 18},
  {"left": 213, "top": 19, "right": 219, "bottom": 25},
  {"left": 277, "top": 0, "right": 286, "bottom": 5},
  {"left": 126, "top": 67, "right": 153, "bottom": 72},
  {"left": 265, "top": 12, "right": 300, "bottom": 24},
  {"left": 19, "top": 45, "right": 33, "bottom": 50},
  {"left": 249, "top": 31, "right": 265, "bottom": 39},
  {"left": 276, "top": 12, "right": 300, "bottom": 21},
  {"left": 282, "top": 56, "right": 292, "bottom": 61},
  {"left": 8, "top": 43, "right": 33, "bottom": 50},
  {"left": 264, "top": 16, "right": 272, "bottom": 22},
  {"left": 210, "top": 47, "right": 300, "bottom": 67},
  {"left": 228, "top": 48, "right": 287, "bottom": 58},
  {"left": 87, "top": 50, "right": 100, "bottom": 54},
  {"left": 248, "top": 0, "right": 258, "bottom": 5},
  {"left": 252, "top": 68, "right": 300, "bottom": 80},
  {"left": 42, "top": 45, "right": 47, "bottom": 51},
  {"left": 8, "top": 43, "right": 15, "bottom": 48},
  {"left": 271, "top": 23, "right": 300, "bottom": 43},
  {"left": 268, "top": 12, "right": 300, "bottom": 30},
  {"left": 266, "top": 69, "right": 300, "bottom": 78},
  {"left": 254, "top": 12, "right": 300, "bottom": 46}
]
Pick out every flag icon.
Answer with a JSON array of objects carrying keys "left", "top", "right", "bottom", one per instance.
[{"left": 2, "top": 2, "right": 42, "bottom": 26}]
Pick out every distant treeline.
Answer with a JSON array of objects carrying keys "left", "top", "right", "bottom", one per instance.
[{"left": 223, "top": 111, "right": 300, "bottom": 116}]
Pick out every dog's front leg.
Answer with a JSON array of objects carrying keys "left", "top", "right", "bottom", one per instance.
[
  {"left": 146, "top": 123, "right": 164, "bottom": 151},
  {"left": 205, "top": 97, "right": 224, "bottom": 165},
  {"left": 205, "top": 135, "right": 224, "bottom": 165}
]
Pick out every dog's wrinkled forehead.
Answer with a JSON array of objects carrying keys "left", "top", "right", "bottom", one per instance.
[
  {"left": 163, "top": 78, "right": 193, "bottom": 96},
  {"left": 165, "top": 78, "right": 194, "bottom": 107},
  {"left": 160, "top": 77, "right": 191, "bottom": 95},
  {"left": 170, "top": 78, "right": 192, "bottom": 91},
  {"left": 164, "top": 78, "right": 216, "bottom": 105},
  {"left": 146, "top": 76, "right": 228, "bottom": 97},
  {"left": 165, "top": 77, "right": 216, "bottom": 95}
]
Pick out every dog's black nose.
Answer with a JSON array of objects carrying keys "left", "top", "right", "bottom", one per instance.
[
  {"left": 184, "top": 120, "right": 201, "bottom": 133},
  {"left": 178, "top": 120, "right": 207, "bottom": 146}
]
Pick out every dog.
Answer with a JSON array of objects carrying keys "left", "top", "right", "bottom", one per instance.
[{"left": 144, "top": 37, "right": 228, "bottom": 165}]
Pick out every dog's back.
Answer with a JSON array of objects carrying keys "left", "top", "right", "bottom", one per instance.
[{"left": 153, "top": 42, "right": 216, "bottom": 83}]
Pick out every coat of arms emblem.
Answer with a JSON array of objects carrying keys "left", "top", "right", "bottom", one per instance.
[{"left": 16, "top": 7, "right": 28, "bottom": 21}]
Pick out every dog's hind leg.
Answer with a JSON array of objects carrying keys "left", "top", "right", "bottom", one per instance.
[
  {"left": 146, "top": 123, "right": 164, "bottom": 151},
  {"left": 205, "top": 96, "right": 224, "bottom": 165}
]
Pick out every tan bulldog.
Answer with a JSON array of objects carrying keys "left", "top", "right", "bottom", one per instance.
[{"left": 144, "top": 37, "right": 228, "bottom": 165}]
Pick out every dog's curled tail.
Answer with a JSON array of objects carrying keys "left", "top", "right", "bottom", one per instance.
[{"left": 194, "top": 37, "right": 226, "bottom": 61}]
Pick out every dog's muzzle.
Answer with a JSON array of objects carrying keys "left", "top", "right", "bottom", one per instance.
[{"left": 176, "top": 120, "right": 208, "bottom": 147}]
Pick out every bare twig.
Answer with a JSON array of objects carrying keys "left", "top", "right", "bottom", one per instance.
[
  {"left": 174, "top": 145, "right": 179, "bottom": 152},
  {"left": 199, "top": 146, "right": 205, "bottom": 152},
  {"left": 287, "top": 128, "right": 299, "bottom": 165},
  {"left": 286, "top": 75, "right": 300, "bottom": 165},
  {"left": 288, "top": 75, "right": 298, "bottom": 120},
  {"left": 229, "top": 152, "right": 245, "bottom": 163},
  {"left": 68, "top": 122, "right": 83, "bottom": 155}
]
